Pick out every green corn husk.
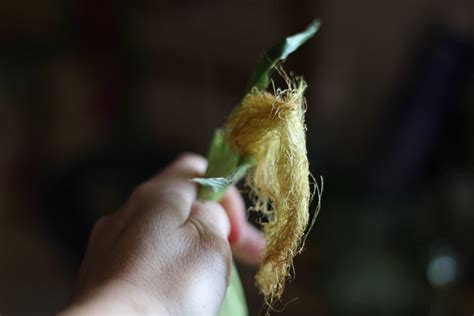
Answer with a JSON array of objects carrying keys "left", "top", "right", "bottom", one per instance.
[{"left": 192, "top": 21, "right": 320, "bottom": 316}]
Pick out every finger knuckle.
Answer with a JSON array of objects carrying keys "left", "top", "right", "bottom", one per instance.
[
  {"left": 176, "top": 152, "right": 207, "bottom": 168},
  {"left": 93, "top": 215, "right": 110, "bottom": 229},
  {"left": 130, "top": 181, "right": 155, "bottom": 202},
  {"left": 90, "top": 215, "right": 112, "bottom": 237},
  {"left": 199, "top": 231, "right": 231, "bottom": 259}
]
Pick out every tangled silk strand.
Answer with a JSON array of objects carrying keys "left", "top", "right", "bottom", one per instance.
[{"left": 224, "top": 76, "right": 311, "bottom": 305}]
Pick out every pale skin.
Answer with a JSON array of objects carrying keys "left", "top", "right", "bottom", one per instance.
[{"left": 59, "top": 154, "right": 265, "bottom": 315}]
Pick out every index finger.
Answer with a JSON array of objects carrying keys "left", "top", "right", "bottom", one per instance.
[{"left": 120, "top": 153, "right": 208, "bottom": 225}]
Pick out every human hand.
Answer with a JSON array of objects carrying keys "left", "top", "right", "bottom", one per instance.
[{"left": 59, "top": 154, "right": 264, "bottom": 315}]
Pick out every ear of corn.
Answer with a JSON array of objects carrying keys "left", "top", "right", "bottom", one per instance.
[{"left": 193, "top": 21, "right": 321, "bottom": 314}]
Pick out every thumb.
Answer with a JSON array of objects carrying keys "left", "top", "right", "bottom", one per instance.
[{"left": 187, "top": 201, "right": 231, "bottom": 240}]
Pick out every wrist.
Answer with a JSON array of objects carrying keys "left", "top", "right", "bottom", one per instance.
[{"left": 59, "top": 280, "right": 168, "bottom": 316}]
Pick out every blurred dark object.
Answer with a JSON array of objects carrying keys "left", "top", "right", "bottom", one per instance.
[{"left": 372, "top": 27, "right": 473, "bottom": 198}]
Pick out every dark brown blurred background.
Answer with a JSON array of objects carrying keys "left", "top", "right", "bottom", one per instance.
[{"left": 1, "top": 1, "right": 473, "bottom": 315}]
